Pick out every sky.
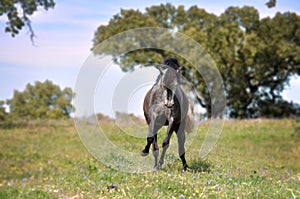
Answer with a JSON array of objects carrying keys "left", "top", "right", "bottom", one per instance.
[{"left": 1, "top": 0, "right": 300, "bottom": 117}]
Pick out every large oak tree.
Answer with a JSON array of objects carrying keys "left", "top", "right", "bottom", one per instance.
[{"left": 92, "top": 4, "right": 300, "bottom": 118}]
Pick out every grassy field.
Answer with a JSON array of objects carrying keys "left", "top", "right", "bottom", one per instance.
[{"left": 0, "top": 119, "right": 299, "bottom": 198}]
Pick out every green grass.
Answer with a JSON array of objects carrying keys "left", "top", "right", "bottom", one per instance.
[{"left": 0, "top": 119, "right": 299, "bottom": 198}]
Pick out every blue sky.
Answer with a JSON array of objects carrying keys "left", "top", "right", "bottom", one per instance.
[{"left": 1, "top": 0, "right": 299, "bottom": 116}]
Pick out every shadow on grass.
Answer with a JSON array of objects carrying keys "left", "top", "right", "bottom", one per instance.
[{"left": 188, "top": 159, "right": 212, "bottom": 173}]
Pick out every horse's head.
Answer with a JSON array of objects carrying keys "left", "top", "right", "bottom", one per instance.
[{"left": 156, "top": 65, "right": 179, "bottom": 108}]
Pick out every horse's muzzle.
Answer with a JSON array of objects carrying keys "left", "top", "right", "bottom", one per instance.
[{"left": 164, "top": 102, "right": 174, "bottom": 108}]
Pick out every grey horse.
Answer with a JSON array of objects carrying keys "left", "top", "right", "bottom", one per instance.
[{"left": 141, "top": 58, "right": 194, "bottom": 171}]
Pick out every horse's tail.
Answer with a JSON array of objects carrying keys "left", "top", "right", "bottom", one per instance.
[{"left": 185, "top": 97, "right": 195, "bottom": 134}]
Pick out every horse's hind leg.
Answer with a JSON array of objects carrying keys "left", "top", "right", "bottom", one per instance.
[{"left": 176, "top": 121, "right": 189, "bottom": 171}]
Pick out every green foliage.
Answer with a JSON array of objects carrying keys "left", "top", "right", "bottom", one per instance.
[
  {"left": 258, "top": 99, "right": 300, "bottom": 118},
  {"left": 266, "top": 0, "right": 276, "bottom": 8},
  {"left": 0, "top": 0, "right": 55, "bottom": 39},
  {"left": 7, "top": 80, "right": 74, "bottom": 119},
  {"left": 0, "top": 101, "right": 6, "bottom": 121},
  {"left": 0, "top": 120, "right": 299, "bottom": 198},
  {"left": 92, "top": 4, "right": 300, "bottom": 118}
]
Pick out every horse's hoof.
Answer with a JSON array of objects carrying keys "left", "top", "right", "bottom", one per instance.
[
  {"left": 182, "top": 164, "right": 190, "bottom": 172},
  {"left": 141, "top": 150, "right": 149, "bottom": 156},
  {"left": 158, "top": 161, "right": 164, "bottom": 168}
]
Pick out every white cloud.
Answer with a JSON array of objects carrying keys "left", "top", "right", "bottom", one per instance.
[
  {"left": 0, "top": 29, "right": 91, "bottom": 68},
  {"left": 31, "top": 2, "right": 109, "bottom": 28}
]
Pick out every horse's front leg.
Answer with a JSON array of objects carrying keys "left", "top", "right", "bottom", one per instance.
[
  {"left": 159, "top": 117, "right": 174, "bottom": 168},
  {"left": 141, "top": 136, "right": 153, "bottom": 156},
  {"left": 141, "top": 118, "right": 161, "bottom": 157},
  {"left": 152, "top": 134, "right": 159, "bottom": 171},
  {"left": 141, "top": 116, "right": 156, "bottom": 156}
]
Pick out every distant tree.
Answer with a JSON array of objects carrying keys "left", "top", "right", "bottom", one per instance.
[
  {"left": 0, "top": 0, "right": 55, "bottom": 40},
  {"left": 7, "top": 80, "right": 74, "bottom": 119},
  {"left": 0, "top": 100, "right": 6, "bottom": 121},
  {"left": 96, "top": 113, "right": 112, "bottom": 123},
  {"left": 115, "top": 111, "right": 145, "bottom": 125},
  {"left": 258, "top": 99, "right": 300, "bottom": 118},
  {"left": 92, "top": 4, "right": 300, "bottom": 118}
]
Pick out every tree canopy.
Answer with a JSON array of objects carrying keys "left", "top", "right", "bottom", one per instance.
[
  {"left": 92, "top": 4, "right": 300, "bottom": 118},
  {"left": 6, "top": 80, "right": 74, "bottom": 119},
  {"left": 0, "top": 100, "right": 6, "bottom": 121},
  {"left": 0, "top": 0, "right": 55, "bottom": 40}
]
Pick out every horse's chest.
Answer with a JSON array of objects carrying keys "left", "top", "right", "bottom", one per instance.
[{"left": 165, "top": 108, "right": 172, "bottom": 119}]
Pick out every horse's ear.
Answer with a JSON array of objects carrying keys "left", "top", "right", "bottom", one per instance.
[
  {"left": 177, "top": 66, "right": 183, "bottom": 73},
  {"left": 155, "top": 64, "right": 167, "bottom": 74}
]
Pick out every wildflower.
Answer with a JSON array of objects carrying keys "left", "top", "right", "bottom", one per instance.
[
  {"left": 179, "top": 194, "right": 185, "bottom": 198},
  {"left": 257, "top": 189, "right": 261, "bottom": 193},
  {"left": 22, "top": 178, "right": 28, "bottom": 183},
  {"left": 208, "top": 179, "right": 213, "bottom": 185},
  {"left": 213, "top": 171, "right": 218, "bottom": 175},
  {"left": 80, "top": 168, "right": 85, "bottom": 173}
]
